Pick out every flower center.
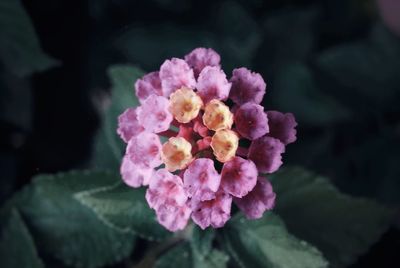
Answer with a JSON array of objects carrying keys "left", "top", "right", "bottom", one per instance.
[
  {"left": 169, "top": 87, "right": 203, "bottom": 123},
  {"left": 210, "top": 129, "right": 239, "bottom": 163},
  {"left": 202, "top": 99, "right": 233, "bottom": 131},
  {"left": 161, "top": 137, "right": 193, "bottom": 172}
]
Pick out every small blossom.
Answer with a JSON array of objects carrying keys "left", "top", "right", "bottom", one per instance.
[
  {"left": 221, "top": 156, "right": 258, "bottom": 198},
  {"left": 160, "top": 58, "right": 196, "bottom": 97},
  {"left": 210, "top": 129, "right": 239, "bottom": 163},
  {"left": 125, "top": 132, "right": 162, "bottom": 169},
  {"left": 229, "top": 67, "right": 266, "bottom": 105},
  {"left": 196, "top": 66, "right": 231, "bottom": 104},
  {"left": 202, "top": 99, "right": 233, "bottom": 131},
  {"left": 135, "top": 72, "right": 163, "bottom": 103},
  {"left": 234, "top": 177, "right": 276, "bottom": 219},
  {"left": 120, "top": 155, "right": 153, "bottom": 187},
  {"left": 184, "top": 158, "right": 221, "bottom": 201},
  {"left": 161, "top": 137, "right": 193, "bottom": 172},
  {"left": 248, "top": 136, "right": 285, "bottom": 173},
  {"left": 169, "top": 87, "right": 203, "bottom": 123},
  {"left": 137, "top": 95, "right": 173, "bottom": 133},
  {"left": 146, "top": 169, "right": 188, "bottom": 210},
  {"left": 235, "top": 103, "right": 269, "bottom": 140},
  {"left": 184, "top": 47, "right": 221, "bottom": 77},
  {"left": 266, "top": 111, "right": 297, "bottom": 145},
  {"left": 155, "top": 202, "right": 192, "bottom": 232},
  {"left": 117, "top": 108, "right": 144, "bottom": 143},
  {"left": 191, "top": 191, "right": 232, "bottom": 229}
]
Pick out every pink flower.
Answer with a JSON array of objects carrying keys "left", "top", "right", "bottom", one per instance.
[
  {"left": 266, "top": 111, "right": 297, "bottom": 145},
  {"left": 235, "top": 103, "right": 269, "bottom": 140},
  {"left": 191, "top": 191, "right": 232, "bottom": 229},
  {"left": 229, "top": 67, "right": 266, "bottom": 105},
  {"left": 248, "top": 136, "right": 285, "bottom": 173},
  {"left": 221, "top": 157, "right": 258, "bottom": 198},
  {"left": 117, "top": 108, "right": 144, "bottom": 143},
  {"left": 234, "top": 177, "right": 276, "bottom": 219},
  {"left": 135, "top": 72, "right": 163, "bottom": 104},
  {"left": 137, "top": 95, "right": 173, "bottom": 133},
  {"left": 196, "top": 66, "right": 231, "bottom": 104},
  {"left": 185, "top": 48, "right": 221, "bottom": 78},
  {"left": 184, "top": 158, "right": 221, "bottom": 201},
  {"left": 117, "top": 48, "right": 297, "bottom": 231},
  {"left": 159, "top": 58, "right": 196, "bottom": 97}
]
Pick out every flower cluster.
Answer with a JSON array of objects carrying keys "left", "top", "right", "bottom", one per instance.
[{"left": 117, "top": 48, "right": 297, "bottom": 231}]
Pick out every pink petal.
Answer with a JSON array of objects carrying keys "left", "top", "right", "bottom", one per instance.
[
  {"left": 184, "top": 48, "right": 221, "bottom": 78},
  {"left": 146, "top": 169, "right": 188, "bottom": 210},
  {"left": 220, "top": 156, "right": 258, "bottom": 198},
  {"left": 191, "top": 191, "right": 232, "bottom": 229},
  {"left": 234, "top": 177, "right": 276, "bottom": 219},
  {"left": 120, "top": 155, "right": 153, "bottom": 187},
  {"left": 229, "top": 67, "right": 266, "bottom": 105},
  {"left": 155, "top": 201, "right": 192, "bottom": 232},
  {"left": 196, "top": 66, "right": 231, "bottom": 104},
  {"left": 183, "top": 158, "right": 221, "bottom": 201},
  {"left": 234, "top": 103, "right": 269, "bottom": 140},
  {"left": 117, "top": 108, "right": 144, "bottom": 143},
  {"left": 125, "top": 132, "right": 162, "bottom": 169},
  {"left": 248, "top": 136, "right": 285, "bottom": 173},
  {"left": 135, "top": 72, "right": 163, "bottom": 104},
  {"left": 159, "top": 58, "right": 196, "bottom": 97},
  {"left": 266, "top": 111, "right": 297, "bottom": 145},
  {"left": 137, "top": 95, "right": 173, "bottom": 133}
]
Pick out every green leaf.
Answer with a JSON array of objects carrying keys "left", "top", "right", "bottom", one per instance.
[
  {"left": 270, "top": 167, "right": 395, "bottom": 267},
  {"left": 75, "top": 182, "right": 170, "bottom": 241},
  {"left": 222, "top": 213, "right": 328, "bottom": 268},
  {"left": 0, "top": 209, "right": 44, "bottom": 268},
  {"left": 2, "top": 170, "right": 136, "bottom": 268},
  {"left": 317, "top": 23, "right": 400, "bottom": 105},
  {"left": 91, "top": 65, "right": 144, "bottom": 170},
  {"left": 272, "top": 63, "right": 351, "bottom": 126},
  {"left": 0, "top": 0, "right": 59, "bottom": 76},
  {"left": 155, "top": 243, "right": 192, "bottom": 268}
]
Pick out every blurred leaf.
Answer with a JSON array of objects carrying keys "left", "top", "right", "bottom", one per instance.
[
  {"left": 191, "top": 226, "right": 215, "bottom": 257},
  {"left": 75, "top": 182, "right": 170, "bottom": 241},
  {"left": 155, "top": 243, "right": 192, "bottom": 268},
  {"left": 272, "top": 63, "right": 351, "bottom": 126},
  {"left": 270, "top": 167, "right": 395, "bottom": 267},
  {"left": 0, "top": 0, "right": 59, "bottom": 76},
  {"left": 92, "top": 65, "right": 144, "bottom": 170},
  {"left": 0, "top": 209, "right": 44, "bottom": 268},
  {"left": 317, "top": 23, "right": 400, "bottom": 105},
  {"left": 222, "top": 213, "right": 328, "bottom": 268},
  {"left": 1, "top": 170, "right": 135, "bottom": 268}
]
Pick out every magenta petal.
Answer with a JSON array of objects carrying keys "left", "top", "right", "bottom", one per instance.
[
  {"left": 135, "top": 71, "right": 163, "bottom": 104},
  {"left": 159, "top": 58, "right": 196, "bottom": 97},
  {"left": 196, "top": 66, "right": 231, "bottom": 104},
  {"left": 229, "top": 67, "right": 266, "bottom": 105},
  {"left": 183, "top": 158, "right": 221, "bottom": 201},
  {"left": 266, "top": 111, "right": 297, "bottom": 145},
  {"left": 137, "top": 95, "right": 173, "bottom": 133},
  {"left": 234, "top": 177, "right": 276, "bottom": 219},
  {"left": 184, "top": 48, "right": 221, "bottom": 78},
  {"left": 155, "top": 202, "right": 192, "bottom": 232},
  {"left": 248, "top": 136, "right": 285, "bottom": 173},
  {"left": 235, "top": 103, "right": 269, "bottom": 140},
  {"left": 126, "top": 132, "right": 162, "bottom": 169},
  {"left": 191, "top": 191, "right": 232, "bottom": 229},
  {"left": 120, "top": 155, "right": 153, "bottom": 187},
  {"left": 117, "top": 108, "right": 144, "bottom": 143},
  {"left": 146, "top": 169, "right": 188, "bottom": 210},
  {"left": 221, "top": 157, "right": 258, "bottom": 198}
]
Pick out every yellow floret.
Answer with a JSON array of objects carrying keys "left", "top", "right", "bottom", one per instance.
[
  {"left": 161, "top": 137, "right": 193, "bottom": 171},
  {"left": 202, "top": 99, "right": 233, "bottom": 131},
  {"left": 169, "top": 87, "right": 203, "bottom": 123},
  {"left": 210, "top": 129, "right": 238, "bottom": 163}
]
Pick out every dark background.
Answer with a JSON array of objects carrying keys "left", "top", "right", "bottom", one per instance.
[{"left": 1, "top": 0, "right": 399, "bottom": 267}]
